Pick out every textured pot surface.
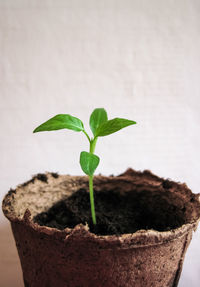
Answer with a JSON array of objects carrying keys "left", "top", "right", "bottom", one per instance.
[{"left": 2, "top": 169, "right": 200, "bottom": 287}]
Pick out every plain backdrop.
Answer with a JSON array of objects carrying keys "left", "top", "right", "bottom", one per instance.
[{"left": 0, "top": 1, "right": 200, "bottom": 286}]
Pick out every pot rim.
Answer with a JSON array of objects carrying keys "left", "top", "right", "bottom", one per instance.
[{"left": 2, "top": 169, "right": 200, "bottom": 249}]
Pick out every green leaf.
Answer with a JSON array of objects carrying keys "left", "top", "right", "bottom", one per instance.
[
  {"left": 80, "top": 151, "right": 100, "bottom": 176},
  {"left": 33, "top": 114, "right": 84, "bottom": 133},
  {"left": 89, "top": 108, "right": 108, "bottom": 137},
  {"left": 95, "top": 118, "right": 137, "bottom": 137}
]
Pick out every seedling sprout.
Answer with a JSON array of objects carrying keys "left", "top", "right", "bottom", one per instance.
[{"left": 33, "top": 108, "right": 136, "bottom": 225}]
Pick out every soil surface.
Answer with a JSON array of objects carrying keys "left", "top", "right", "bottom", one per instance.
[{"left": 34, "top": 188, "right": 187, "bottom": 236}]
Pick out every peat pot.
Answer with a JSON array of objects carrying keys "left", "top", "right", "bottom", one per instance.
[{"left": 2, "top": 169, "right": 200, "bottom": 287}]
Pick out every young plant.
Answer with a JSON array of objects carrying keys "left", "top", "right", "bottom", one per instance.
[{"left": 33, "top": 108, "right": 136, "bottom": 225}]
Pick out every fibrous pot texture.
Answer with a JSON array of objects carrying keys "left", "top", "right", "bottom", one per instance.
[{"left": 2, "top": 169, "right": 200, "bottom": 287}]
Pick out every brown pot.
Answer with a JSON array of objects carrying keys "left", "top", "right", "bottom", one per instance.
[{"left": 2, "top": 169, "right": 200, "bottom": 287}]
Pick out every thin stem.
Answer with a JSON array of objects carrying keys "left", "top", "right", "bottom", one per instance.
[
  {"left": 89, "top": 175, "right": 96, "bottom": 225},
  {"left": 89, "top": 137, "right": 98, "bottom": 225},
  {"left": 81, "top": 131, "right": 98, "bottom": 225},
  {"left": 83, "top": 130, "right": 91, "bottom": 143},
  {"left": 90, "top": 137, "right": 97, "bottom": 153}
]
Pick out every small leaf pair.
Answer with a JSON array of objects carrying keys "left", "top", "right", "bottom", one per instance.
[{"left": 33, "top": 109, "right": 136, "bottom": 140}]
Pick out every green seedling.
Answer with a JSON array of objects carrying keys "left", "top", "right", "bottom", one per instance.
[{"left": 33, "top": 108, "right": 136, "bottom": 225}]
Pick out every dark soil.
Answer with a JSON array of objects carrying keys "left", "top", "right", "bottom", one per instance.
[{"left": 34, "top": 188, "right": 187, "bottom": 236}]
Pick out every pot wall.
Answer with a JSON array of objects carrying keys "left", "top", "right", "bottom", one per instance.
[
  {"left": 11, "top": 220, "right": 193, "bottom": 287},
  {"left": 2, "top": 169, "right": 200, "bottom": 287}
]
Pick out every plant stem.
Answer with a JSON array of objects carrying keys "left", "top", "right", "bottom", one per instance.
[
  {"left": 89, "top": 175, "right": 96, "bottom": 225},
  {"left": 90, "top": 137, "right": 97, "bottom": 153},
  {"left": 83, "top": 130, "right": 91, "bottom": 143},
  {"left": 89, "top": 137, "right": 98, "bottom": 225}
]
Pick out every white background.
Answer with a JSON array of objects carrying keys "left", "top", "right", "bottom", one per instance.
[{"left": 0, "top": 0, "right": 200, "bottom": 286}]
